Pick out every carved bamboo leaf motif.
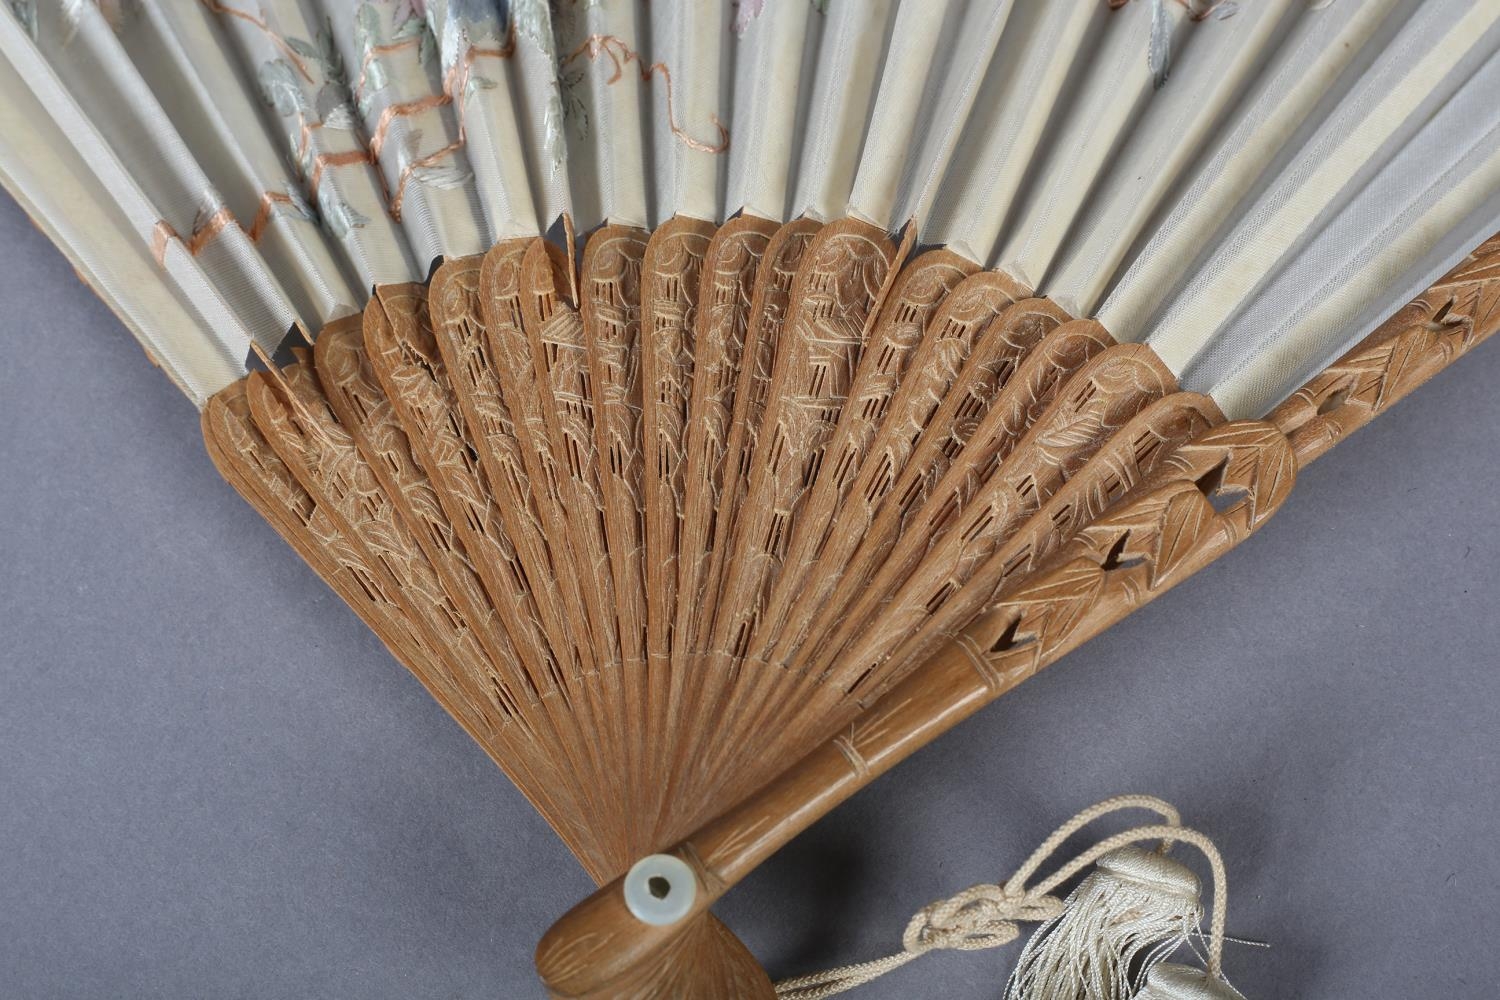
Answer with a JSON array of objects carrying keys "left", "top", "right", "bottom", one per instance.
[
  {"left": 792, "top": 304, "right": 1092, "bottom": 679},
  {"left": 871, "top": 391, "right": 1224, "bottom": 701},
  {"left": 816, "top": 345, "right": 1177, "bottom": 688},
  {"left": 961, "top": 421, "right": 1296, "bottom": 692},
  {"left": 1270, "top": 231, "right": 1500, "bottom": 465},
  {"left": 709, "top": 218, "right": 898, "bottom": 664},
  {"left": 754, "top": 266, "right": 1026, "bottom": 672},
  {"left": 747, "top": 250, "right": 980, "bottom": 669}
]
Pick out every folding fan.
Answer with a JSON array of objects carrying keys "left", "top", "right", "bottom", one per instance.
[{"left": 1, "top": 0, "right": 1497, "bottom": 996}]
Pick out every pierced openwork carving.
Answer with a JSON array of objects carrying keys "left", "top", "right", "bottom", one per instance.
[
  {"left": 1270, "top": 232, "right": 1500, "bottom": 465},
  {"left": 197, "top": 219, "right": 1500, "bottom": 1000}
]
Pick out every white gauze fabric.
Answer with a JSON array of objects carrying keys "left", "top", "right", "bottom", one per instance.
[
  {"left": 993, "top": 0, "right": 1194, "bottom": 291},
  {"left": 1043, "top": 0, "right": 1298, "bottom": 318},
  {"left": 551, "top": 0, "right": 649, "bottom": 232},
  {"left": 0, "top": 55, "right": 242, "bottom": 405},
  {"left": 1143, "top": 0, "right": 1500, "bottom": 377},
  {"left": 889, "top": 0, "right": 1015, "bottom": 232},
  {"left": 424, "top": 0, "right": 543, "bottom": 240},
  {"left": 921, "top": 1, "right": 1101, "bottom": 266},
  {"left": 648, "top": 0, "right": 729, "bottom": 224},
  {"left": 321, "top": 1, "right": 489, "bottom": 267},
  {"left": 845, "top": 0, "right": 960, "bottom": 229},
  {"left": 209, "top": 0, "right": 420, "bottom": 291},
  {"left": 1096, "top": 0, "right": 1414, "bottom": 342},
  {"left": 121, "top": 4, "right": 360, "bottom": 328},
  {"left": 0, "top": 3, "right": 291, "bottom": 357},
  {"left": 724, "top": 0, "right": 818, "bottom": 224},
  {"left": 1194, "top": 46, "right": 1500, "bottom": 418},
  {"left": 791, "top": 0, "right": 897, "bottom": 223}
]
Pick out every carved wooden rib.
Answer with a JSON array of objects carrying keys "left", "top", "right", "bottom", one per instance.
[
  {"left": 635, "top": 216, "right": 717, "bottom": 846},
  {"left": 792, "top": 306, "right": 1099, "bottom": 681},
  {"left": 533, "top": 231, "right": 1500, "bottom": 1000},
  {"left": 579, "top": 225, "right": 650, "bottom": 689},
  {"left": 1269, "top": 231, "right": 1500, "bottom": 465},
  {"left": 536, "top": 421, "right": 1296, "bottom": 1000},
  {"left": 751, "top": 265, "right": 1021, "bottom": 671},
  {"left": 195, "top": 221, "right": 1500, "bottom": 999},
  {"left": 685, "top": 218, "right": 822, "bottom": 671}
]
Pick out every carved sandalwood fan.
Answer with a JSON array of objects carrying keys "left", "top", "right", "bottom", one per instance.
[{"left": 2, "top": 0, "right": 1498, "bottom": 995}]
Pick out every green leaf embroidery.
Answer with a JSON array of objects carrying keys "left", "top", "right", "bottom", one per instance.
[
  {"left": 356, "top": 4, "right": 384, "bottom": 50},
  {"left": 287, "top": 37, "right": 320, "bottom": 61},
  {"left": 259, "top": 59, "right": 312, "bottom": 119}
]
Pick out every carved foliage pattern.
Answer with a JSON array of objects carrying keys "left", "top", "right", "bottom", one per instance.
[
  {"left": 637, "top": 217, "right": 716, "bottom": 670},
  {"left": 748, "top": 250, "right": 980, "bottom": 668},
  {"left": 710, "top": 220, "right": 897, "bottom": 662},
  {"left": 195, "top": 219, "right": 1499, "bottom": 1000},
  {"left": 1270, "top": 232, "right": 1500, "bottom": 464},
  {"left": 580, "top": 226, "right": 650, "bottom": 675}
]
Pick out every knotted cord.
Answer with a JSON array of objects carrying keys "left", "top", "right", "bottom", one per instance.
[{"left": 773, "top": 795, "right": 1230, "bottom": 999}]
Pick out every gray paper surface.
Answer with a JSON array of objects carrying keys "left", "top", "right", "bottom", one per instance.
[{"left": 1, "top": 193, "right": 1496, "bottom": 999}]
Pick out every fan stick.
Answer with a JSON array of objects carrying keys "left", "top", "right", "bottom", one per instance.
[
  {"left": 742, "top": 250, "right": 978, "bottom": 664},
  {"left": 517, "top": 240, "right": 650, "bottom": 858},
  {"left": 536, "top": 420, "right": 1298, "bottom": 1000},
  {"left": 202, "top": 385, "right": 580, "bottom": 852},
  {"left": 246, "top": 364, "right": 526, "bottom": 718},
  {"left": 819, "top": 344, "right": 1183, "bottom": 694},
  {"left": 652, "top": 218, "right": 826, "bottom": 845},
  {"left": 314, "top": 302, "right": 526, "bottom": 700},
  {"left": 790, "top": 306, "right": 1094, "bottom": 679},
  {"left": 691, "top": 244, "right": 976, "bottom": 801},
  {"left": 426, "top": 258, "right": 593, "bottom": 697},
  {"left": 765, "top": 291, "right": 1065, "bottom": 676},
  {"left": 237, "top": 363, "right": 606, "bottom": 858},
  {"left": 683, "top": 219, "right": 822, "bottom": 668},
  {"left": 877, "top": 391, "right": 1224, "bottom": 690},
  {"left": 664, "top": 215, "right": 777, "bottom": 827},
  {"left": 478, "top": 241, "right": 609, "bottom": 684},
  {"left": 704, "top": 304, "right": 1100, "bottom": 800},
  {"left": 202, "top": 386, "right": 445, "bottom": 720},
  {"left": 726, "top": 341, "right": 1186, "bottom": 781},
  {"left": 576, "top": 224, "right": 655, "bottom": 856},
  {"left": 579, "top": 225, "right": 651, "bottom": 705},
  {"left": 673, "top": 218, "right": 902, "bottom": 820},
  {"left": 347, "top": 285, "right": 629, "bottom": 857},
  {"left": 536, "top": 229, "right": 1500, "bottom": 997},
  {"left": 638, "top": 216, "right": 716, "bottom": 782},
  {"left": 670, "top": 216, "right": 778, "bottom": 675},
  {"left": 706, "top": 219, "right": 902, "bottom": 665},
  {"left": 312, "top": 305, "right": 618, "bottom": 865}
]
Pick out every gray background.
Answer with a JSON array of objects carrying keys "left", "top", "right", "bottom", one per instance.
[{"left": 0, "top": 190, "right": 1496, "bottom": 1000}]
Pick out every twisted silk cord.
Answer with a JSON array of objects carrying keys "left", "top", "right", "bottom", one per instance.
[{"left": 773, "top": 795, "right": 1230, "bottom": 1000}]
